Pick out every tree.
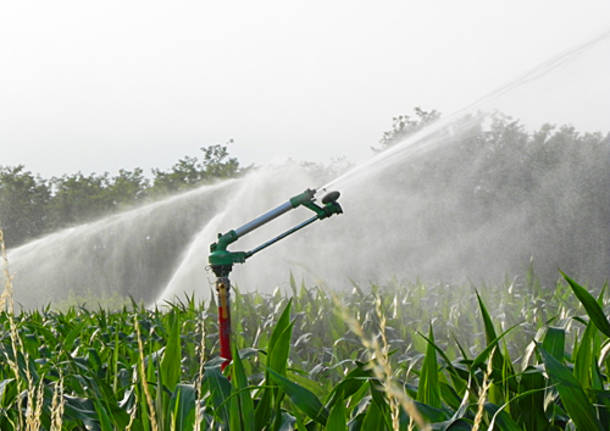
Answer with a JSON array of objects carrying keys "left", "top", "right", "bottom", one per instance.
[
  {"left": 200, "top": 141, "right": 240, "bottom": 178},
  {"left": 151, "top": 156, "right": 202, "bottom": 194},
  {"left": 151, "top": 141, "right": 242, "bottom": 195},
  {"left": 375, "top": 107, "right": 441, "bottom": 151},
  {"left": 107, "top": 168, "right": 150, "bottom": 208},
  {"left": 0, "top": 165, "right": 50, "bottom": 247},
  {"left": 48, "top": 172, "right": 113, "bottom": 226}
]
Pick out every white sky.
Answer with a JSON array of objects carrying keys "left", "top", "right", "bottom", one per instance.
[{"left": 1, "top": 0, "right": 609, "bottom": 178}]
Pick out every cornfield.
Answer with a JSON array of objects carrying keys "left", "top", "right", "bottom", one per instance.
[{"left": 1, "top": 258, "right": 609, "bottom": 429}]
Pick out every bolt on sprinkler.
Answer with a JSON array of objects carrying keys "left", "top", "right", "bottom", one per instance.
[{"left": 208, "top": 188, "right": 342, "bottom": 370}]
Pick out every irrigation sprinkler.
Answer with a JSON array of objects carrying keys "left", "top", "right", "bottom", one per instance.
[{"left": 208, "top": 188, "right": 342, "bottom": 369}]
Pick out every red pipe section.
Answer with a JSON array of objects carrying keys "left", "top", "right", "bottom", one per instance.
[{"left": 216, "top": 277, "right": 232, "bottom": 371}]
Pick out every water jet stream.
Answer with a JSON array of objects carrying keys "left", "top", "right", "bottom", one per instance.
[{"left": 318, "top": 27, "right": 610, "bottom": 193}]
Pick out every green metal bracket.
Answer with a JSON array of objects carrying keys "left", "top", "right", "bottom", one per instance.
[{"left": 208, "top": 188, "right": 342, "bottom": 276}]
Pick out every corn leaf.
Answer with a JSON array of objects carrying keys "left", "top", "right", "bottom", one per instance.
[
  {"left": 538, "top": 345, "right": 603, "bottom": 431},
  {"left": 541, "top": 327, "right": 565, "bottom": 362},
  {"left": 574, "top": 320, "right": 595, "bottom": 390},
  {"left": 268, "top": 368, "right": 328, "bottom": 425},
  {"left": 204, "top": 365, "right": 231, "bottom": 425},
  {"left": 360, "top": 398, "right": 385, "bottom": 431},
  {"left": 325, "top": 395, "right": 346, "bottom": 431},
  {"left": 94, "top": 399, "right": 114, "bottom": 431},
  {"left": 230, "top": 345, "right": 255, "bottom": 431},
  {"left": 517, "top": 366, "right": 547, "bottom": 431},
  {"left": 160, "top": 311, "right": 182, "bottom": 392},
  {"left": 171, "top": 383, "right": 196, "bottom": 431},
  {"left": 562, "top": 271, "right": 610, "bottom": 338},
  {"left": 470, "top": 322, "right": 521, "bottom": 370},
  {"left": 476, "top": 290, "right": 497, "bottom": 343},
  {"left": 417, "top": 324, "right": 441, "bottom": 408}
]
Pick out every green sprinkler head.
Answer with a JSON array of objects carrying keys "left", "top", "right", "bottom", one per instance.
[
  {"left": 208, "top": 188, "right": 342, "bottom": 277},
  {"left": 321, "top": 190, "right": 342, "bottom": 216}
]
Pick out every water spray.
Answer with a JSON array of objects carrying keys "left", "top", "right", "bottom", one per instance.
[{"left": 208, "top": 188, "right": 342, "bottom": 369}]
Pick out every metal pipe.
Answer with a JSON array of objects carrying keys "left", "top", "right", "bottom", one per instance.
[
  {"left": 216, "top": 276, "right": 232, "bottom": 370},
  {"left": 234, "top": 201, "right": 293, "bottom": 237},
  {"left": 245, "top": 215, "right": 318, "bottom": 258}
]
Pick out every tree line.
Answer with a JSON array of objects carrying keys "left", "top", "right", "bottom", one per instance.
[
  {"left": 374, "top": 107, "right": 610, "bottom": 284},
  {"left": 0, "top": 143, "right": 242, "bottom": 248},
  {"left": 1, "top": 110, "right": 609, "bottom": 287}
]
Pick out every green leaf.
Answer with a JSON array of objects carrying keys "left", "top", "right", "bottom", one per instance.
[
  {"left": 593, "top": 388, "right": 610, "bottom": 430},
  {"left": 112, "top": 327, "right": 120, "bottom": 392},
  {"left": 368, "top": 380, "right": 394, "bottom": 430},
  {"left": 160, "top": 312, "right": 182, "bottom": 392},
  {"left": 268, "top": 368, "right": 328, "bottom": 425},
  {"left": 412, "top": 401, "right": 449, "bottom": 423},
  {"left": 470, "top": 322, "right": 521, "bottom": 370},
  {"left": 439, "top": 382, "right": 461, "bottom": 410},
  {"left": 63, "top": 395, "right": 101, "bottom": 431},
  {"left": 436, "top": 418, "right": 471, "bottom": 430},
  {"left": 475, "top": 290, "right": 514, "bottom": 381},
  {"left": 417, "top": 324, "right": 441, "bottom": 408},
  {"left": 574, "top": 320, "right": 595, "bottom": 390},
  {"left": 562, "top": 271, "right": 610, "bottom": 338},
  {"left": 325, "top": 395, "right": 346, "bottom": 431},
  {"left": 0, "top": 378, "right": 17, "bottom": 408},
  {"left": 204, "top": 366, "right": 232, "bottom": 425},
  {"left": 269, "top": 323, "right": 294, "bottom": 377},
  {"left": 417, "top": 331, "right": 467, "bottom": 395},
  {"left": 484, "top": 402, "right": 521, "bottom": 431},
  {"left": 94, "top": 399, "right": 114, "bottom": 431},
  {"left": 230, "top": 344, "right": 255, "bottom": 431},
  {"left": 255, "top": 300, "right": 294, "bottom": 429},
  {"left": 538, "top": 345, "right": 603, "bottom": 430},
  {"left": 325, "top": 362, "right": 371, "bottom": 407},
  {"left": 517, "top": 367, "right": 548, "bottom": 431},
  {"left": 476, "top": 290, "right": 497, "bottom": 343},
  {"left": 267, "top": 299, "right": 293, "bottom": 364},
  {"left": 360, "top": 397, "right": 385, "bottom": 431},
  {"left": 171, "top": 384, "right": 196, "bottom": 431},
  {"left": 541, "top": 327, "right": 565, "bottom": 362},
  {"left": 254, "top": 386, "right": 272, "bottom": 431}
]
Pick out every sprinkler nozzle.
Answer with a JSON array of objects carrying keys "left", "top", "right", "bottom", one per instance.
[
  {"left": 322, "top": 191, "right": 340, "bottom": 204},
  {"left": 320, "top": 191, "right": 342, "bottom": 218}
]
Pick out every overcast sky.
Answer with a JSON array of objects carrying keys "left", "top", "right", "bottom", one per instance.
[{"left": 1, "top": 1, "right": 609, "bottom": 178}]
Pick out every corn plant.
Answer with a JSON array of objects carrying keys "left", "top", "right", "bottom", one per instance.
[{"left": 0, "top": 270, "right": 608, "bottom": 430}]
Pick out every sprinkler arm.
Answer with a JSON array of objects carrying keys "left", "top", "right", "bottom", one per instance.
[{"left": 209, "top": 189, "right": 342, "bottom": 275}]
